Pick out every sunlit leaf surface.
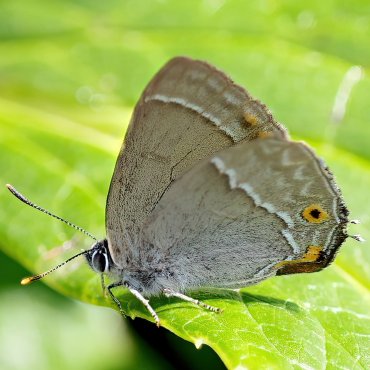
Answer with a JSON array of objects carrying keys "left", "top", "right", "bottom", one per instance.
[{"left": 1, "top": 1, "right": 369, "bottom": 369}]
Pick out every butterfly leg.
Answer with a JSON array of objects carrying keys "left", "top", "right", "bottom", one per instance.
[
  {"left": 126, "top": 284, "right": 160, "bottom": 327},
  {"left": 100, "top": 273, "right": 108, "bottom": 297},
  {"left": 107, "top": 281, "right": 127, "bottom": 318},
  {"left": 163, "top": 288, "right": 222, "bottom": 313},
  {"left": 107, "top": 281, "right": 160, "bottom": 327}
]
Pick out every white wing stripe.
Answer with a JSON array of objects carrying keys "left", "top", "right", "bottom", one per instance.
[
  {"left": 211, "top": 156, "right": 295, "bottom": 229},
  {"left": 145, "top": 94, "right": 237, "bottom": 140}
]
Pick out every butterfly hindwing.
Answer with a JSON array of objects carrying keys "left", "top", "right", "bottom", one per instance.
[{"left": 141, "top": 137, "right": 348, "bottom": 288}]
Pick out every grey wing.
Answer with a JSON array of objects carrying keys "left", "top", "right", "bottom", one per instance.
[
  {"left": 106, "top": 56, "right": 287, "bottom": 265},
  {"left": 141, "top": 137, "right": 348, "bottom": 289}
]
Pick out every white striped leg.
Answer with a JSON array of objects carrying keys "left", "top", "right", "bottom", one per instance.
[
  {"left": 163, "top": 289, "right": 222, "bottom": 313},
  {"left": 127, "top": 286, "right": 160, "bottom": 327}
]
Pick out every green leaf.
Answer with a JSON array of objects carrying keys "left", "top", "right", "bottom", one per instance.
[{"left": 1, "top": 1, "right": 369, "bottom": 369}]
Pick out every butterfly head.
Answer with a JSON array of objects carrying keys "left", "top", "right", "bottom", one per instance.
[{"left": 85, "top": 239, "right": 113, "bottom": 274}]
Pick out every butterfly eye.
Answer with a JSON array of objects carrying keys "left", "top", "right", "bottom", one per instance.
[{"left": 90, "top": 249, "right": 109, "bottom": 273}]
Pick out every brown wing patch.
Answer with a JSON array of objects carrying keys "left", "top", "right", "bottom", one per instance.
[{"left": 275, "top": 245, "right": 325, "bottom": 274}]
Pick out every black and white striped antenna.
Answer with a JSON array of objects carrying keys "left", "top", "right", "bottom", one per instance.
[{"left": 6, "top": 184, "right": 98, "bottom": 284}]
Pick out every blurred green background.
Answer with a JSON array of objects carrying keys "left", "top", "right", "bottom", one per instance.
[{"left": 0, "top": 1, "right": 369, "bottom": 369}]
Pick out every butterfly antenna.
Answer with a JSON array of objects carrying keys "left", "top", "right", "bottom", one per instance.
[
  {"left": 20, "top": 250, "right": 89, "bottom": 285},
  {"left": 6, "top": 184, "right": 98, "bottom": 241},
  {"left": 6, "top": 184, "right": 98, "bottom": 285}
]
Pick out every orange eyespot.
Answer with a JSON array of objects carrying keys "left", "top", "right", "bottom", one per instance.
[
  {"left": 302, "top": 204, "right": 329, "bottom": 223},
  {"left": 243, "top": 112, "right": 258, "bottom": 126}
]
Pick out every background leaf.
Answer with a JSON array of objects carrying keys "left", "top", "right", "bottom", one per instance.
[{"left": 0, "top": 1, "right": 369, "bottom": 369}]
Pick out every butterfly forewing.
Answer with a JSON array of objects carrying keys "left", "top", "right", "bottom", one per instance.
[{"left": 106, "top": 57, "right": 287, "bottom": 265}]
